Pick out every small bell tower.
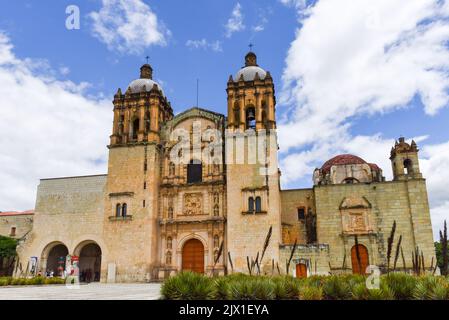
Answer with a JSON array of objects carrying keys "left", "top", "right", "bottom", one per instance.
[{"left": 390, "top": 137, "right": 422, "bottom": 180}]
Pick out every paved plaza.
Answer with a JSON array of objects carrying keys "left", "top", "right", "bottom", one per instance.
[{"left": 0, "top": 283, "right": 162, "bottom": 300}]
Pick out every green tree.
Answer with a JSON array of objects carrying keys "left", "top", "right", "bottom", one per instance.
[
  {"left": 437, "top": 220, "right": 448, "bottom": 275},
  {"left": 0, "top": 235, "right": 17, "bottom": 258}
]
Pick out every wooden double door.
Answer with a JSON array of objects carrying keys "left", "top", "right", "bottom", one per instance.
[{"left": 182, "top": 239, "right": 205, "bottom": 274}]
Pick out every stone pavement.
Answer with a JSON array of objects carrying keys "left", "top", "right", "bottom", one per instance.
[{"left": 0, "top": 283, "right": 162, "bottom": 300}]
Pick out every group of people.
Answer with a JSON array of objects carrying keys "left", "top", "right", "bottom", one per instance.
[{"left": 80, "top": 269, "right": 100, "bottom": 283}]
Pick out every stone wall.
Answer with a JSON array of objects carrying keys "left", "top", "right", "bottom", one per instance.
[
  {"left": 16, "top": 175, "right": 107, "bottom": 276},
  {"left": 280, "top": 189, "right": 314, "bottom": 245},
  {"left": 279, "top": 244, "right": 330, "bottom": 277}
]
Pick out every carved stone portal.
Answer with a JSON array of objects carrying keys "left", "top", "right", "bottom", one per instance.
[{"left": 184, "top": 193, "right": 203, "bottom": 216}]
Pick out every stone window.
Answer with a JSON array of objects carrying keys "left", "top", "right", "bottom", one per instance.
[
  {"left": 10, "top": 227, "right": 16, "bottom": 237},
  {"left": 115, "top": 203, "right": 121, "bottom": 217},
  {"left": 255, "top": 197, "right": 262, "bottom": 213},
  {"left": 187, "top": 159, "right": 202, "bottom": 184},
  {"left": 297, "top": 207, "right": 306, "bottom": 220},
  {"left": 246, "top": 107, "right": 256, "bottom": 130},
  {"left": 143, "top": 200, "right": 146, "bottom": 208},
  {"left": 403, "top": 159, "right": 413, "bottom": 175},
  {"left": 121, "top": 203, "right": 127, "bottom": 217},
  {"left": 168, "top": 207, "right": 174, "bottom": 219},
  {"left": 248, "top": 197, "right": 255, "bottom": 213},
  {"left": 343, "top": 177, "right": 359, "bottom": 184},
  {"left": 143, "top": 181, "right": 147, "bottom": 189},
  {"left": 145, "top": 111, "right": 151, "bottom": 133},
  {"left": 132, "top": 118, "right": 139, "bottom": 140}
]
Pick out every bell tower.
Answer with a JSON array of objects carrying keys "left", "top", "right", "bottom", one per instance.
[
  {"left": 225, "top": 51, "right": 282, "bottom": 273},
  {"left": 110, "top": 63, "right": 173, "bottom": 146},
  {"left": 390, "top": 137, "right": 422, "bottom": 180},
  {"left": 103, "top": 63, "right": 173, "bottom": 282},
  {"left": 226, "top": 51, "right": 276, "bottom": 131}
]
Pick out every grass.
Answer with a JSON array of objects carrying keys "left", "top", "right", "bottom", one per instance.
[
  {"left": 0, "top": 276, "right": 66, "bottom": 286},
  {"left": 161, "top": 272, "right": 449, "bottom": 300}
]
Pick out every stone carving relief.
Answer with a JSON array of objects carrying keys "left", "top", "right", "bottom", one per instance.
[
  {"left": 340, "top": 197, "right": 374, "bottom": 234},
  {"left": 183, "top": 193, "right": 203, "bottom": 216}
]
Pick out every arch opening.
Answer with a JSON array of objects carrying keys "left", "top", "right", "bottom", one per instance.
[
  {"left": 403, "top": 159, "right": 413, "bottom": 175},
  {"left": 44, "top": 243, "right": 69, "bottom": 277},
  {"left": 77, "top": 242, "right": 102, "bottom": 283}
]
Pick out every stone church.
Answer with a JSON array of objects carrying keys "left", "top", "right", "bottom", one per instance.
[{"left": 10, "top": 51, "right": 435, "bottom": 282}]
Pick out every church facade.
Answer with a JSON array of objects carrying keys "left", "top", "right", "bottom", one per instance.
[{"left": 12, "top": 52, "right": 436, "bottom": 282}]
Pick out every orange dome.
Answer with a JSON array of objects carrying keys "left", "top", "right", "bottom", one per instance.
[{"left": 321, "top": 154, "right": 367, "bottom": 173}]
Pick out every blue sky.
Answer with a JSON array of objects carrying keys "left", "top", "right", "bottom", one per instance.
[
  {"left": 0, "top": 1, "right": 296, "bottom": 114},
  {"left": 0, "top": 0, "right": 448, "bottom": 237}
]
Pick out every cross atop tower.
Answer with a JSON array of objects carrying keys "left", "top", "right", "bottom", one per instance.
[
  {"left": 249, "top": 43, "right": 254, "bottom": 51},
  {"left": 145, "top": 56, "right": 150, "bottom": 64}
]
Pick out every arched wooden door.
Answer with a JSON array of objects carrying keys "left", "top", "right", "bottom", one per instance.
[
  {"left": 351, "top": 244, "right": 369, "bottom": 275},
  {"left": 296, "top": 263, "right": 307, "bottom": 278},
  {"left": 182, "top": 239, "right": 204, "bottom": 273}
]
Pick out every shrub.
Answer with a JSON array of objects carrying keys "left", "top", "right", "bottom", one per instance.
[
  {"left": 301, "top": 275, "right": 326, "bottom": 288},
  {"left": 384, "top": 273, "right": 417, "bottom": 300},
  {"left": 413, "top": 276, "right": 449, "bottom": 300},
  {"left": 0, "top": 277, "right": 13, "bottom": 286},
  {"left": 228, "top": 278, "right": 275, "bottom": 300},
  {"left": 351, "top": 281, "right": 394, "bottom": 300},
  {"left": 161, "top": 272, "right": 215, "bottom": 300},
  {"left": 322, "top": 276, "right": 352, "bottom": 300},
  {"left": 29, "top": 276, "right": 45, "bottom": 285},
  {"left": 213, "top": 277, "right": 230, "bottom": 300},
  {"left": 272, "top": 276, "right": 301, "bottom": 300},
  {"left": 299, "top": 286, "right": 323, "bottom": 300},
  {"left": 44, "top": 277, "right": 65, "bottom": 285}
]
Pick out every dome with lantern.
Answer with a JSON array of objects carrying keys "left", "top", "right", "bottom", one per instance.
[
  {"left": 127, "top": 64, "right": 164, "bottom": 96},
  {"left": 235, "top": 51, "right": 267, "bottom": 81}
]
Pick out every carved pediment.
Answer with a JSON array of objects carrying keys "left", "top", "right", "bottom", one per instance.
[
  {"left": 339, "top": 196, "right": 371, "bottom": 210},
  {"left": 183, "top": 193, "right": 203, "bottom": 216}
]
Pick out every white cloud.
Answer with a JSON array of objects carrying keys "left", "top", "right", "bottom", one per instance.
[
  {"left": 89, "top": 0, "right": 170, "bottom": 54},
  {"left": 420, "top": 141, "right": 449, "bottom": 234},
  {"left": 278, "top": 0, "right": 449, "bottom": 153},
  {"left": 251, "top": 7, "right": 271, "bottom": 33},
  {"left": 186, "top": 39, "right": 223, "bottom": 52},
  {"left": 0, "top": 31, "right": 111, "bottom": 211},
  {"left": 225, "top": 3, "right": 245, "bottom": 38},
  {"left": 59, "top": 66, "right": 70, "bottom": 76}
]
